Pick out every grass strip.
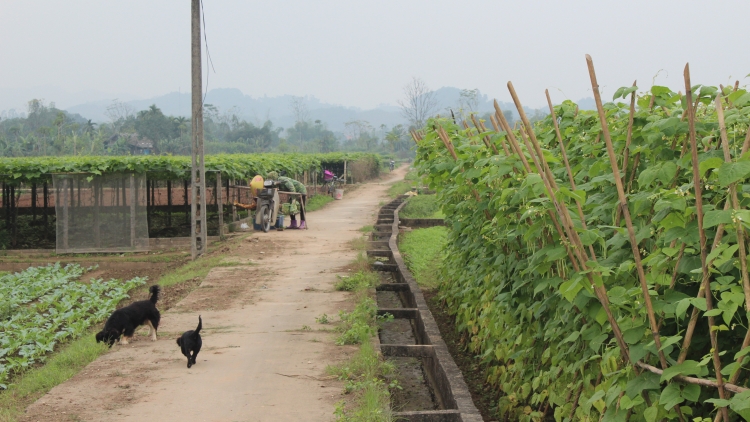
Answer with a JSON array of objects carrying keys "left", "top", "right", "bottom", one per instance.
[
  {"left": 306, "top": 194, "right": 335, "bottom": 212},
  {"left": 328, "top": 233, "right": 395, "bottom": 421},
  {"left": 399, "top": 195, "right": 443, "bottom": 219},
  {"left": 398, "top": 227, "right": 447, "bottom": 290}
]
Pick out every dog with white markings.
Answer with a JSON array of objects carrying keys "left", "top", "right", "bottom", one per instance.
[{"left": 96, "top": 285, "right": 161, "bottom": 346}]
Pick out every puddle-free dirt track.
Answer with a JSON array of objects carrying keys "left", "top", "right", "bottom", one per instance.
[{"left": 20, "top": 166, "right": 407, "bottom": 422}]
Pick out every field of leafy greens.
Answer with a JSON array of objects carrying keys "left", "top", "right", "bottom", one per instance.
[
  {"left": 415, "top": 80, "right": 750, "bottom": 421},
  {"left": 0, "top": 264, "right": 146, "bottom": 389},
  {"left": 0, "top": 152, "right": 381, "bottom": 184}
]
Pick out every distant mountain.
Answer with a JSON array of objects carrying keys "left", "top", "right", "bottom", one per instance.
[
  {"left": 3, "top": 85, "right": 596, "bottom": 133},
  {"left": 65, "top": 88, "right": 406, "bottom": 133}
]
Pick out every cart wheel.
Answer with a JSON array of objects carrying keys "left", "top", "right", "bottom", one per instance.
[{"left": 259, "top": 204, "right": 272, "bottom": 233}]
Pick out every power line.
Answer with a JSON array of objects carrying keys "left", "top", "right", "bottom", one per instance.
[{"left": 200, "top": 0, "right": 216, "bottom": 106}]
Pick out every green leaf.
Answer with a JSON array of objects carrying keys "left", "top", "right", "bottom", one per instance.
[
  {"left": 675, "top": 298, "right": 691, "bottom": 319},
  {"left": 734, "top": 345, "right": 750, "bottom": 360},
  {"left": 703, "top": 309, "right": 723, "bottom": 317},
  {"left": 660, "top": 360, "right": 701, "bottom": 382},
  {"left": 660, "top": 383, "right": 684, "bottom": 410},
  {"left": 659, "top": 335, "right": 683, "bottom": 351},
  {"left": 703, "top": 209, "right": 733, "bottom": 229},
  {"left": 625, "top": 372, "right": 660, "bottom": 397},
  {"left": 644, "top": 405, "right": 658, "bottom": 422},
  {"left": 681, "top": 383, "right": 700, "bottom": 402},
  {"left": 658, "top": 162, "right": 678, "bottom": 184},
  {"left": 690, "top": 297, "right": 707, "bottom": 311},
  {"left": 718, "top": 161, "right": 750, "bottom": 187},
  {"left": 699, "top": 157, "right": 725, "bottom": 177}
]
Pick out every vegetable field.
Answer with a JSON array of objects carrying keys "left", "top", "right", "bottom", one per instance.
[
  {"left": 414, "top": 59, "right": 750, "bottom": 421},
  {"left": 0, "top": 264, "right": 146, "bottom": 388}
]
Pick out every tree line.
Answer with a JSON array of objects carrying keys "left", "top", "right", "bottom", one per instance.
[{"left": 0, "top": 99, "right": 414, "bottom": 158}]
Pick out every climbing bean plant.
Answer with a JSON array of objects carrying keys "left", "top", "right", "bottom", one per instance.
[{"left": 415, "top": 84, "right": 750, "bottom": 421}]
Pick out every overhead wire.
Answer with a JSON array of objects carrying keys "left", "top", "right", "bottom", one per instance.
[{"left": 200, "top": 0, "right": 216, "bottom": 106}]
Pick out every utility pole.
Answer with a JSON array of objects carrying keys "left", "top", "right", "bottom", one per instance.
[{"left": 191, "top": 0, "right": 207, "bottom": 260}]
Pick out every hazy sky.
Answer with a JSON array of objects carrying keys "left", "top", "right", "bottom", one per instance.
[{"left": 2, "top": 0, "right": 750, "bottom": 111}]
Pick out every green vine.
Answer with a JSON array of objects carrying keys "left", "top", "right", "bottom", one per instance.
[{"left": 415, "top": 85, "right": 750, "bottom": 421}]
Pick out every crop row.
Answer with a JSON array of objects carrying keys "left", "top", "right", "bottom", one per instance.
[
  {"left": 415, "top": 78, "right": 750, "bottom": 420},
  {"left": 0, "top": 152, "right": 381, "bottom": 184},
  {"left": 0, "top": 264, "right": 146, "bottom": 388}
]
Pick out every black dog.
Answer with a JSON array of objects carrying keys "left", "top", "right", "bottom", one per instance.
[
  {"left": 177, "top": 315, "right": 202, "bottom": 368},
  {"left": 96, "top": 285, "right": 161, "bottom": 347}
]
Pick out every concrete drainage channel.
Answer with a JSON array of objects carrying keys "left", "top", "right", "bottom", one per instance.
[{"left": 368, "top": 196, "right": 482, "bottom": 422}]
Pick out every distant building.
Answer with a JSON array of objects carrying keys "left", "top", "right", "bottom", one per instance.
[{"left": 107, "top": 133, "right": 154, "bottom": 155}]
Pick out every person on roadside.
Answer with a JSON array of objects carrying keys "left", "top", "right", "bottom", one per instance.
[
  {"left": 266, "top": 171, "right": 307, "bottom": 229},
  {"left": 389, "top": 160, "right": 395, "bottom": 172}
]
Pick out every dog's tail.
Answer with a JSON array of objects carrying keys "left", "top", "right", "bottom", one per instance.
[
  {"left": 149, "top": 285, "right": 161, "bottom": 304},
  {"left": 194, "top": 315, "right": 202, "bottom": 336}
]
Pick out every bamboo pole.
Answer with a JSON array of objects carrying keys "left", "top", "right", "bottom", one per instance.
[
  {"left": 716, "top": 93, "right": 750, "bottom": 309},
  {"left": 636, "top": 362, "right": 747, "bottom": 394},
  {"left": 470, "top": 114, "right": 498, "bottom": 154},
  {"left": 494, "top": 102, "right": 581, "bottom": 272},
  {"left": 615, "top": 81, "right": 638, "bottom": 226},
  {"left": 488, "top": 115, "right": 511, "bottom": 155},
  {"left": 472, "top": 114, "right": 500, "bottom": 155},
  {"left": 506, "top": 82, "right": 632, "bottom": 362},
  {"left": 435, "top": 126, "right": 491, "bottom": 220},
  {"left": 683, "top": 63, "right": 729, "bottom": 422},
  {"left": 586, "top": 55, "right": 670, "bottom": 370},
  {"left": 544, "top": 90, "right": 597, "bottom": 260}
]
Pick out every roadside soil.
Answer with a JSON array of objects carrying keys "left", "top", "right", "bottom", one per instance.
[{"left": 19, "top": 166, "right": 408, "bottom": 422}]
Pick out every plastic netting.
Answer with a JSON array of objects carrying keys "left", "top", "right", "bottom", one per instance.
[{"left": 52, "top": 173, "right": 149, "bottom": 253}]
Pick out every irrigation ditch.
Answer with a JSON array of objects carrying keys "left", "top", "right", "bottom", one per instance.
[{"left": 368, "top": 195, "right": 482, "bottom": 422}]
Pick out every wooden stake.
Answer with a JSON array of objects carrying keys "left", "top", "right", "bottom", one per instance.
[
  {"left": 683, "top": 63, "right": 729, "bottom": 422},
  {"left": 488, "top": 114, "right": 511, "bottom": 155},
  {"left": 586, "top": 55, "right": 670, "bottom": 370},
  {"left": 544, "top": 90, "right": 597, "bottom": 260},
  {"left": 716, "top": 92, "right": 750, "bottom": 310},
  {"left": 506, "top": 82, "right": 631, "bottom": 362},
  {"left": 621, "top": 81, "right": 637, "bottom": 185}
]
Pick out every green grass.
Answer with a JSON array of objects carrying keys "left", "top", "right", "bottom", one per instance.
[
  {"left": 388, "top": 170, "right": 421, "bottom": 198},
  {"left": 327, "top": 227, "right": 395, "bottom": 421},
  {"left": 387, "top": 180, "right": 413, "bottom": 198},
  {"left": 330, "top": 336, "right": 396, "bottom": 422},
  {"left": 306, "top": 194, "right": 335, "bottom": 212},
  {"left": 0, "top": 334, "right": 108, "bottom": 422},
  {"left": 398, "top": 227, "right": 448, "bottom": 290},
  {"left": 335, "top": 271, "right": 379, "bottom": 292},
  {"left": 399, "top": 195, "right": 443, "bottom": 219}
]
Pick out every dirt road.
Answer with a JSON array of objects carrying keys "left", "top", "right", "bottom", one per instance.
[{"left": 21, "top": 166, "right": 408, "bottom": 422}]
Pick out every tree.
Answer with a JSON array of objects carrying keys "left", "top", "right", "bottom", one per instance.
[
  {"left": 385, "top": 125, "right": 405, "bottom": 153},
  {"left": 458, "top": 89, "right": 479, "bottom": 113},
  {"left": 397, "top": 77, "right": 439, "bottom": 129}
]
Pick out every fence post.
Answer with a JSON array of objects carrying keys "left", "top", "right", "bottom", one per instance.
[
  {"left": 217, "top": 172, "right": 223, "bottom": 237},
  {"left": 343, "top": 161, "right": 347, "bottom": 185},
  {"left": 62, "top": 178, "right": 69, "bottom": 251},
  {"left": 130, "top": 174, "right": 136, "bottom": 248},
  {"left": 231, "top": 179, "right": 238, "bottom": 222}
]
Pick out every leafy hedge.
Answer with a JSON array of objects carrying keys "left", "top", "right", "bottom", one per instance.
[
  {"left": 0, "top": 152, "right": 381, "bottom": 183},
  {"left": 415, "top": 85, "right": 750, "bottom": 420}
]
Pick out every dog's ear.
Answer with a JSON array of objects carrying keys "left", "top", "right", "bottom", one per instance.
[{"left": 176, "top": 338, "right": 182, "bottom": 346}]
